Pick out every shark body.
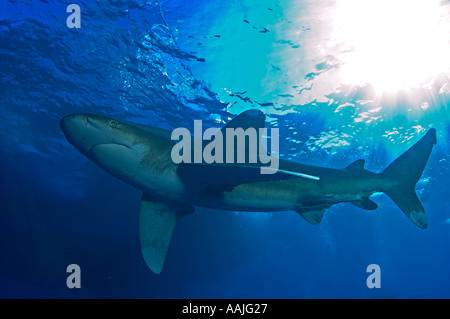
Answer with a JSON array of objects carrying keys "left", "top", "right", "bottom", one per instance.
[{"left": 60, "top": 110, "right": 437, "bottom": 273}]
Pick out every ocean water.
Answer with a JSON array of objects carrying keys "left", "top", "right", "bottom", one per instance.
[{"left": 1, "top": 0, "right": 450, "bottom": 298}]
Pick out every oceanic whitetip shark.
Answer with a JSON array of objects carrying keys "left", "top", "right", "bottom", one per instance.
[{"left": 60, "top": 110, "right": 436, "bottom": 274}]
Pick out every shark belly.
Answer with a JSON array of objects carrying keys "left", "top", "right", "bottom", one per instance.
[
  {"left": 190, "top": 171, "right": 382, "bottom": 214},
  {"left": 89, "top": 143, "right": 187, "bottom": 199},
  {"left": 189, "top": 178, "right": 331, "bottom": 213}
]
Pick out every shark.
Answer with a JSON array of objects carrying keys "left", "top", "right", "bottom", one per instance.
[{"left": 60, "top": 109, "right": 437, "bottom": 274}]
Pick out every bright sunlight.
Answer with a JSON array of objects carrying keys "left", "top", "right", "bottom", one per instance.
[{"left": 330, "top": 0, "right": 450, "bottom": 93}]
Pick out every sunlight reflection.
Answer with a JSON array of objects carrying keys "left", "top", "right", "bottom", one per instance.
[{"left": 331, "top": 0, "right": 450, "bottom": 93}]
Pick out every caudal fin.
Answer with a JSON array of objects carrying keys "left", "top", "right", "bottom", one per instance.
[{"left": 381, "top": 129, "right": 437, "bottom": 229}]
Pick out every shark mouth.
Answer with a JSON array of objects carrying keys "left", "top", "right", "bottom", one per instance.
[
  {"left": 87, "top": 143, "right": 131, "bottom": 157},
  {"left": 88, "top": 142, "right": 132, "bottom": 154}
]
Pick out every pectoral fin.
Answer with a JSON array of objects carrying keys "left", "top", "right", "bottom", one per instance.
[{"left": 139, "top": 193, "right": 194, "bottom": 274}]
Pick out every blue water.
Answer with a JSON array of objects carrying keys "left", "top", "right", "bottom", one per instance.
[{"left": 1, "top": 0, "right": 450, "bottom": 298}]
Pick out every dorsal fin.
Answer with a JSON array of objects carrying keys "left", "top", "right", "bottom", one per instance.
[
  {"left": 181, "top": 109, "right": 267, "bottom": 164},
  {"left": 346, "top": 159, "right": 365, "bottom": 170},
  {"left": 220, "top": 109, "right": 266, "bottom": 132},
  {"left": 215, "top": 109, "right": 267, "bottom": 164}
]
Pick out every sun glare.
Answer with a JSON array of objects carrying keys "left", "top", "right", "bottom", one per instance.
[{"left": 330, "top": 0, "right": 450, "bottom": 93}]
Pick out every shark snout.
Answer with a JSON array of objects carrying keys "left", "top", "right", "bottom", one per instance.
[
  {"left": 60, "top": 114, "right": 89, "bottom": 135},
  {"left": 60, "top": 113, "right": 119, "bottom": 155}
]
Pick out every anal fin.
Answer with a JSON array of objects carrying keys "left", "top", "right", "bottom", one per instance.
[
  {"left": 139, "top": 193, "right": 194, "bottom": 274},
  {"left": 352, "top": 197, "right": 378, "bottom": 210}
]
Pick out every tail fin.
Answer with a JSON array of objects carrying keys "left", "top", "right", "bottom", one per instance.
[{"left": 381, "top": 129, "right": 437, "bottom": 229}]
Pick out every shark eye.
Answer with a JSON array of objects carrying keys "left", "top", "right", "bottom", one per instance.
[{"left": 109, "top": 120, "right": 119, "bottom": 128}]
